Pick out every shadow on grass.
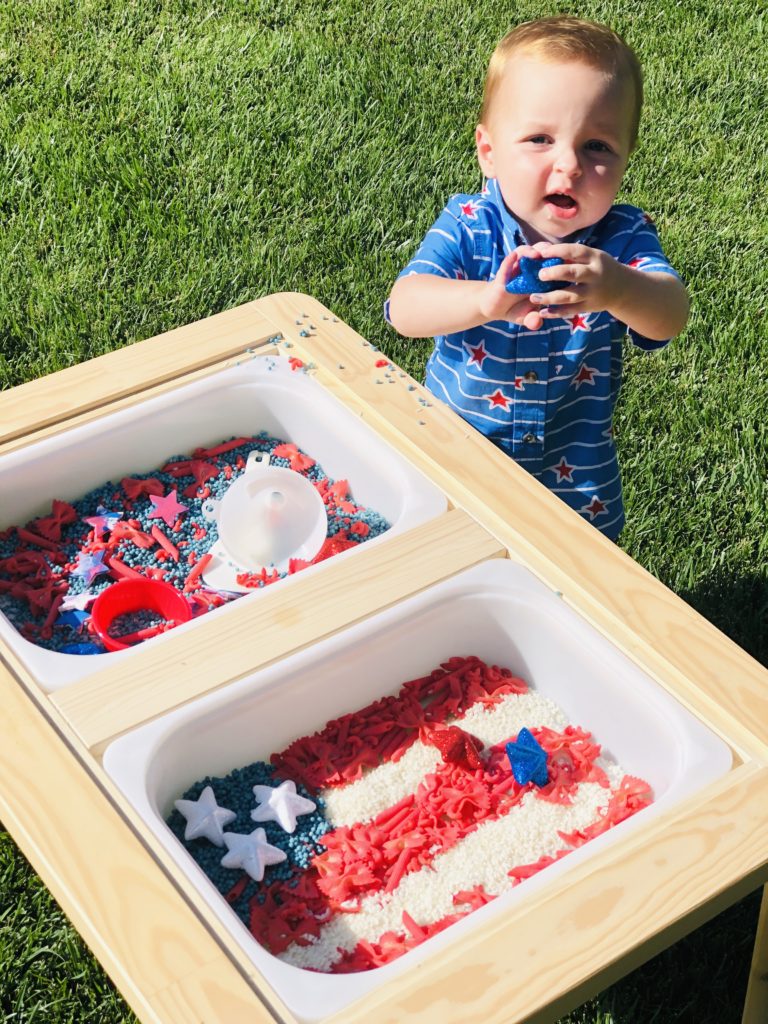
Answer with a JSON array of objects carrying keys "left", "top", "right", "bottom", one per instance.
[
  {"left": 577, "top": 888, "right": 762, "bottom": 1024},
  {"left": 565, "top": 567, "right": 767, "bottom": 1024},
  {"left": 678, "top": 567, "right": 768, "bottom": 669}
]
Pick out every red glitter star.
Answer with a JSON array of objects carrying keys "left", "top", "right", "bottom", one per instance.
[{"left": 422, "top": 725, "right": 484, "bottom": 771}]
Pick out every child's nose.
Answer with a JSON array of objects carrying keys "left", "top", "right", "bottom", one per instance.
[{"left": 553, "top": 147, "right": 582, "bottom": 177}]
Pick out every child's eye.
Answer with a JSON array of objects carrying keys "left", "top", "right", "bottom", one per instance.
[
  {"left": 527, "top": 135, "right": 551, "bottom": 145},
  {"left": 585, "top": 140, "right": 612, "bottom": 153}
]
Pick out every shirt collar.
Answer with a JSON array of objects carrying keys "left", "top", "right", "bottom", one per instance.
[{"left": 483, "top": 177, "right": 600, "bottom": 249}]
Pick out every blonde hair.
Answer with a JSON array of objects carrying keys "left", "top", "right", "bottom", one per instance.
[{"left": 481, "top": 16, "right": 643, "bottom": 147}]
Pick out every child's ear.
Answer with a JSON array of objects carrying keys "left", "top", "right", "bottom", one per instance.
[{"left": 475, "top": 123, "right": 495, "bottom": 177}]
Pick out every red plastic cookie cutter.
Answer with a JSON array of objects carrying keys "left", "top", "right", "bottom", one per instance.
[{"left": 90, "top": 578, "right": 192, "bottom": 652}]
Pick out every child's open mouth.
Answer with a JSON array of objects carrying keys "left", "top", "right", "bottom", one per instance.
[{"left": 545, "top": 193, "right": 579, "bottom": 218}]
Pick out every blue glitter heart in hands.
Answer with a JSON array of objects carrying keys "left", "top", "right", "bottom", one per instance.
[
  {"left": 505, "top": 256, "right": 568, "bottom": 295},
  {"left": 505, "top": 727, "right": 549, "bottom": 786}
]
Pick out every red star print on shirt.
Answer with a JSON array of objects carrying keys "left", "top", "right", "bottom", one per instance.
[
  {"left": 466, "top": 340, "right": 488, "bottom": 368},
  {"left": 627, "top": 257, "right": 649, "bottom": 269},
  {"left": 574, "top": 363, "right": 597, "bottom": 387},
  {"left": 484, "top": 389, "right": 511, "bottom": 410},
  {"left": 552, "top": 457, "right": 574, "bottom": 482},
  {"left": 567, "top": 313, "right": 591, "bottom": 332},
  {"left": 581, "top": 495, "right": 608, "bottom": 520},
  {"left": 459, "top": 199, "right": 479, "bottom": 220}
]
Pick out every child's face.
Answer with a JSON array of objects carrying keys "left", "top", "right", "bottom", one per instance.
[{"left": 476, "top": 56, "right": 635, "bottom": 244}]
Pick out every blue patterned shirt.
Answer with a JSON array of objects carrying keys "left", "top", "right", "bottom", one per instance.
[{"left": 385, "top": 178, "right": 680, "bottom": 538}]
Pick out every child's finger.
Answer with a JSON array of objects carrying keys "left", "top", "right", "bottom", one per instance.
[
  {"left": 521, "top": 309, "right": 545, "bottom": 330},
  {"left": 496, "top": 250, "right": 520, "bottom": 286},
  {"left": 538, "top": 302, "right": 601, "bottom": 319},
  {"left": 515, "top": 244, "right": 543, "bottom": 259},
  {"left": 536, "top": 242, "right": 589, "bottom": 262},
  {"left": 505, "top": 299, "right": 543, "bottom": 328},
  {"left": 538, "top": 263, "right": 584, "bottom": 283},
  {"left": 535, "top": 306, "right": 567, "bottom": 319},
  {"left": 529, "top": 288, "right": 580, "bottom": 306}
]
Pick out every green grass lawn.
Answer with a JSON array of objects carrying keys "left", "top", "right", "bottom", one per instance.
[{"left": 1, "top": 0, "right": 766, "bottom": 1020}]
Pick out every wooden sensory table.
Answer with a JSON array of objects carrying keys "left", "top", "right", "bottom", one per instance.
[{"left": 0, "top": 293, "right": 767, "bottom": 1024}]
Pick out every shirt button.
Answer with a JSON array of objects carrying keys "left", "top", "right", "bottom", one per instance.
[
  {"left": 522, "top": 432, "right": 538, "bottom": 444},
  {"left": 524, "top": 370, "right": 539, "bottom": 382}
]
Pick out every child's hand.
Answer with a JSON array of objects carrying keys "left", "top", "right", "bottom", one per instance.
[
  {"left": 479, "top": 246, "right": 549, "bottom": 330},
  {"left": 528, "top": 243, "right": 623, "bottom": 318}
]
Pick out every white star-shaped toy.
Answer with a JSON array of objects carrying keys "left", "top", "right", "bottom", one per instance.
[
  {"left": 251, "top": 779, "right": 316, "bottom": 834},
  {"left": 220, "top": 828, "right": 287, "bottom": 882},
  {"left": 60, "top": 590, "right": 96, "bottom": 612},
  {"left": 174, "top": 785, "right": 236, "bottom": 847}
]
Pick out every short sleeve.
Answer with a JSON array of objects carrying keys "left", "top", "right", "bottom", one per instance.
[
  {"left": 614, "top": 210, "right": 682, "bottom": 351},
  {"left": 384, "top": 196, "right": 477, "bottom": 326}
]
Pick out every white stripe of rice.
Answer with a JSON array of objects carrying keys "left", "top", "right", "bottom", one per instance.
[
  {"left": 321, "top": 743, "right": 442, "bottom": 828},
  {"left": 279, "top": 781, "right": 614, "bottom": 971},
  {"left": 321, "top": 692, "right": 568, "bottom": 829}
]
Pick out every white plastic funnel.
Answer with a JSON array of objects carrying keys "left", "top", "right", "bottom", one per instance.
[{"left": 202, "top": 451, "right": 327, "bottom": 588}]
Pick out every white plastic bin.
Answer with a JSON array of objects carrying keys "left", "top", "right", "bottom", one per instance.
[
  {"left": 103, "top": 559, "right": 732, "bottom": 1023},
  {"left": 0, "top": 355, "right": 446, "bottom": 690}
]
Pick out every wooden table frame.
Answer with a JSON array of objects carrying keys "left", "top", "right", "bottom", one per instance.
[{"left": 0, "top": 293, "right": 766, "bottom": 1024}]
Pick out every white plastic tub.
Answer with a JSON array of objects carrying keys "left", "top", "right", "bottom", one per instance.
[
  {"left": 103, "top": 559, "right": 732, "bottom": 1023},
  {"left": 0, "top": 354, "right": 446, "bottom": 690}
]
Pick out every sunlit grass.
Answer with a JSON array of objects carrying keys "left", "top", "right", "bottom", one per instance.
[{"left": 0, "top": 0, "right": 765, "bottom": 1020}]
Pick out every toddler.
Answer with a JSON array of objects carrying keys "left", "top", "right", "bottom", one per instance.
[{"left": 386, "top": 16, "right": 689, "bottom": 539}]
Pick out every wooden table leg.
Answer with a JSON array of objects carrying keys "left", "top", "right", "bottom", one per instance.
[{"left": 742, "top": 884, "right": 768, "bottom": 1023}]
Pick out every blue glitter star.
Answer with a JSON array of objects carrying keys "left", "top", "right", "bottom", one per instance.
[
  {"left": 506, "top": 256, "right": 568, "bottom": 295},
  {"left": 506, "top": 727, "right": 549, "bottom": 787}
]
